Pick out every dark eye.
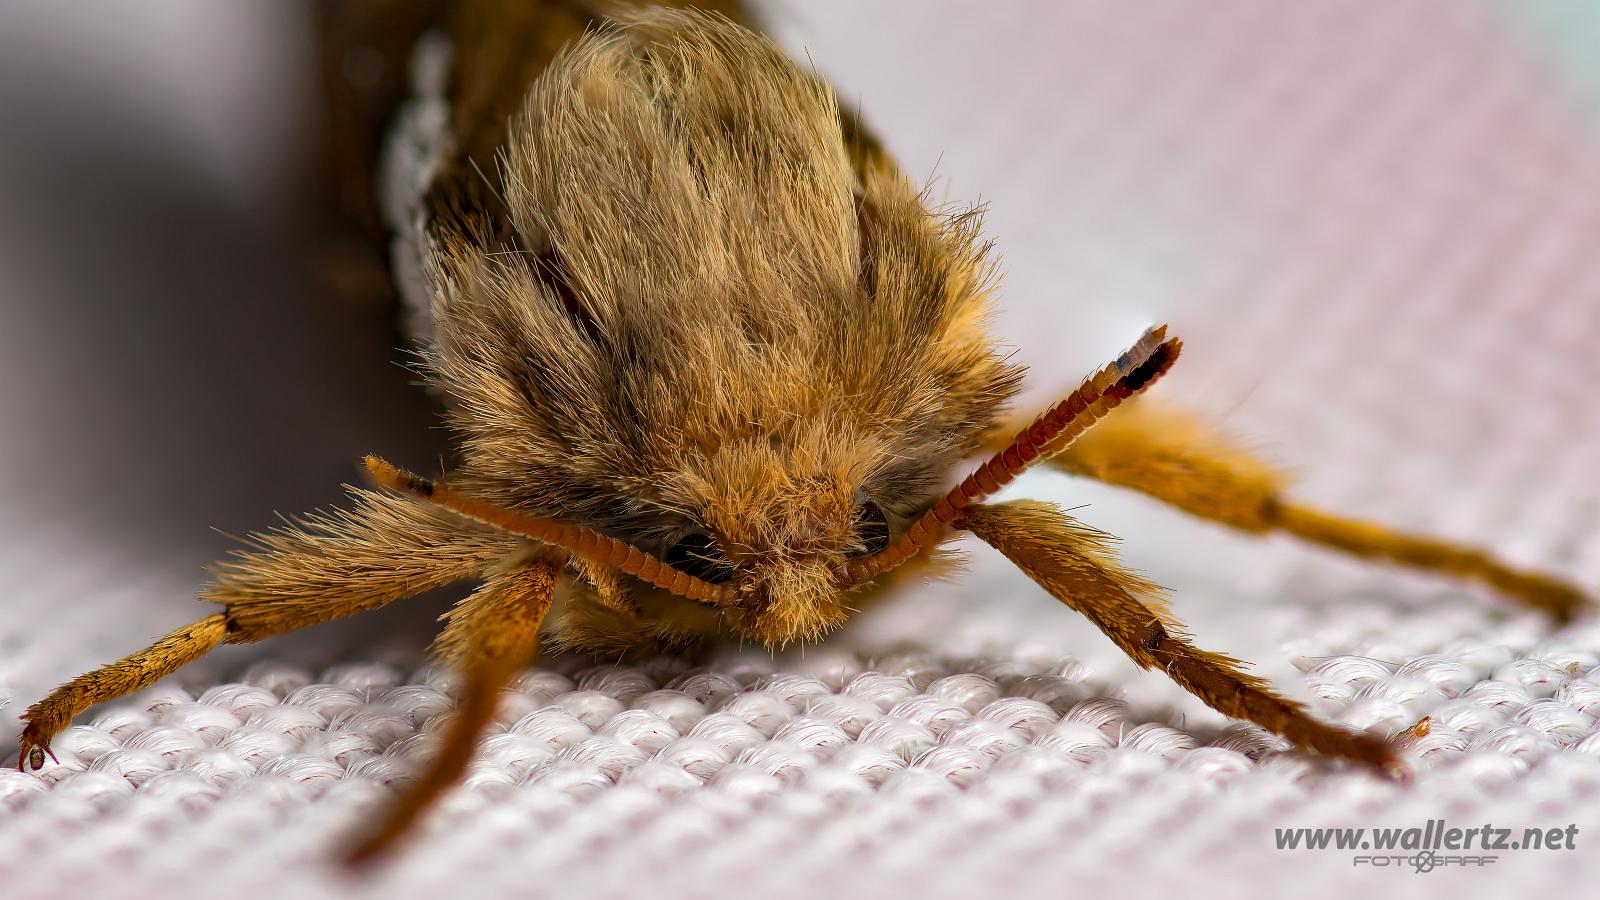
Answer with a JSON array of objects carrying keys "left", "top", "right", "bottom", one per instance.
[
  {"left": 848, "top": 500, "right": 891, "bottom": 558},
  {"left": 663, "top": 531, "right": 735, "bottom": 584}
]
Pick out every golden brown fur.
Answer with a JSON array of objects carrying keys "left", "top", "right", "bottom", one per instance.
[
  {"left": 429, "top": 11, "right": 1021, "bottom": 646},
  {"left": 210, "top": 489, "right": 525, "bottom": 642}
]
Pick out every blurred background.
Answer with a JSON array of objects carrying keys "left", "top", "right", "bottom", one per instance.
[{"left": 1, "top": 2, "right": 1599, "bottom": 897}]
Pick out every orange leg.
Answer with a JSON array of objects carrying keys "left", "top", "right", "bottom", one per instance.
[
  {"left": 344, "top": 560, "right": 557, "bottom": 867},
  {"left": 19, "top": 488, "right": 525, "bottom": 771},
  {"left": 959, "top": 500, "right": 1398, "bottom": 771},
  {"left": 1037, "top": 398, "right": 1589, "bottom": 619},
  {"left": 19, "top": 615, "right": 229, "bottom": 770}
]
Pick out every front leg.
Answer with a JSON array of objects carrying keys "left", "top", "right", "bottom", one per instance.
[
  {"left": 957, "top": 500, "right": 1398, "bottom": 770},
  {"left": 20, "top": 487, "right": 525, "bottom": 771},
  {"left": 19, "top": 615, "right": 230, "bottom": 770}
]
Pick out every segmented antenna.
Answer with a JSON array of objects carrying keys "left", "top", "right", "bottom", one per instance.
[
  {"left": 364, "top": 456, "right": 737, "bottom": 606},
  {"left": 836, "top": 325, "right": 1182, "bottom": 588}
]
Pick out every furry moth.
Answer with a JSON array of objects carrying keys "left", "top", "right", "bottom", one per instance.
[{"left": 20, "top": 1, "right": 1591, "bottom": 865}]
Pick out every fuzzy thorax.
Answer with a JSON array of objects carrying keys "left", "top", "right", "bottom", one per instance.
[{"left": 418, "top": 11, "right": 1021, "bottom": 648}]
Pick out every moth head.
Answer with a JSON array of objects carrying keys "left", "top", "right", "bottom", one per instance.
[{"left": 655, "top": 417, "right": 896, "bottom": 647}]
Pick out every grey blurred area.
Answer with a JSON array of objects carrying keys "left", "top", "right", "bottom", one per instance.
[{"left": 0, "top": 1, "right": 454, "bottom": 722}]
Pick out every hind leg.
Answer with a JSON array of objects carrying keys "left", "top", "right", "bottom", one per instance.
[{"left": 1031, "top": 398, "right": 1589, "bottom": 619}]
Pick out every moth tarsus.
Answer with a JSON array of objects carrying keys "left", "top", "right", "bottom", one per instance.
[{"left": 20, "top": 0, "right": 1587, "bottom": 865}]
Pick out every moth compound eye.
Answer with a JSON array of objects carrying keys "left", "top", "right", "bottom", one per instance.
[
  {"left": 663, "top": 531, "right": 736, "bottom": 584},
  {"left": 848, "top": 500, "right": 891, "bottom": 558}
]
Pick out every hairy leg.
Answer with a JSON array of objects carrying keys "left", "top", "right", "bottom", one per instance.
[
  {"left": 215, "top": 487, "right": 525, "bottom": 641},
  {"left": 346, "top": 560, "right": 557, "bottom": 866},
  {"left": 1034, "top": 398, "right": 1589, "bottom": 619},
  {"left": 19, "top": 488, "right": 526, "bottom": 770},
  {"left": 541, "top": 556, "right": 705, "bottom": 658},
  {"left": 19, "top": 615, "right": 230, "bottom": 770},
  {"left": 957, "top": 500, "right": 1398, "bottom": 770}
]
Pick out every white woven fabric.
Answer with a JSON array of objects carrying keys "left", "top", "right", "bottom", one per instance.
[{"left": 2, "top": 2, "right": 1599, "bottom": 898}]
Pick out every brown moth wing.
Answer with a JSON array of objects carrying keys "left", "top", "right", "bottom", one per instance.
[
  {"left": 314, "top": 0, "right": 450, "bottom": 255},
  {"left": 311, "top": 0, "right": 451, "bottom": 327}
]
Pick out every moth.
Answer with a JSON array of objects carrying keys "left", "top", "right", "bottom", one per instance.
[{"left": 19, "top": 0, "right": 1589, "bottom": 866}]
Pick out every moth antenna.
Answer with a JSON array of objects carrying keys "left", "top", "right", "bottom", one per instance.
[
  {"left": 837, "top": 325, "right": 1182, "bottom": 588},
  {"left": 363, "top": 456, "right": 737, "bottom": 606}
]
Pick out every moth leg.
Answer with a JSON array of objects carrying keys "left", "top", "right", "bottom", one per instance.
[
  {"left": 345, "top": 560, "right": 557, "bottom": 867},
  {"left": 547, "top": 589, "right": 705, "bottom": 660},
  {"left": 1036, "top": 398, "right": 1589, "bottom": 619},
  {"left": 18, "top": 615, "right": 230, "bottom": 771},
  {"left": 213, "top": 488, "right": 525, "bottom": 643},
  {"left": 958, "top": 501, "right": 1399, "bottom": 770},
  {"left": 19, "top": 488, "right": 526, "bottom": 771}
]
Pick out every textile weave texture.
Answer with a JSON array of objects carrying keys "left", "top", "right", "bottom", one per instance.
[{"left": 2, "top": 2, "right": 1599, "bottom": 898}]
